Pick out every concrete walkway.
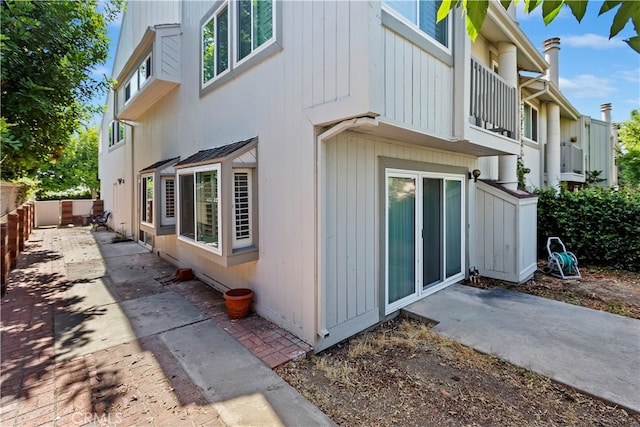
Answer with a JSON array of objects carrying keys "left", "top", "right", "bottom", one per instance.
[
  {"left": 1, "top": 227, "right": 334, "bottom": 426},
  {"left": 404, "top": 284, "right": 640, "bottom": 413}
]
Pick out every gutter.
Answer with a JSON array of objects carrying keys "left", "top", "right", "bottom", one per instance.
[{"left": 315, "top": 117, "right": 379, "bottom": 340}]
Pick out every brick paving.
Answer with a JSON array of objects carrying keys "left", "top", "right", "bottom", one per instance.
[{"left": 1, "top": 227, "right": 312, "bottom": 426}]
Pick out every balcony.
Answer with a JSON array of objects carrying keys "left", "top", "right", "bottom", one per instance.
[
  {"left": 560, "top": 142, "right": 585, "bottom": 183},
  {"left": 469, "top": 58, "right": 518, "bottom": 140}
]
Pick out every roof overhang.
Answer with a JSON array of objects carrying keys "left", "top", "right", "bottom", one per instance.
[{"left": 480, "top": 2, "right": 548, "bottom": 73}]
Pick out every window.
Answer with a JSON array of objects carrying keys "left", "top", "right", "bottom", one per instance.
[
  {"left": 202, "top": 5, "right": 229, "bottom": 85},
  {"left": 237, "top": 0, "right": 273, "bottom": 61},
  {"left": 178, "top": 165, "right": 222, "bottom": 253},
  {"left": 108, "top": 121, "right": 125, "bottom": 148},
  {"left": 233, "top": 169, "right": 253, "bottom": 248},
  {"left": 383, "top": 0, "right": 448, "bottom": 47},
  {"left": 141, "top": 175, "right": 154, "bottom": 225},
  {"left": 200, "top": 1, "right": 280, "bottom": 94},
  {"left": 161, "top": 177, "right": 176, "bottom": 226},
  {"left": 385, "top": 169, "right": 464, "bottom": 313},
  {"left": 125, "top": 53, "right": 152, "bottom": 103},
  {"left": 139, "top": 55, "right": 152, "bottom": 87},
  {"left": 523, "top": 103, "right": 538, "bottom": 142}
]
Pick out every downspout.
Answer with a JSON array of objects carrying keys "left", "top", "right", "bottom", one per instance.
[{"left": 315, "top": 117, "right": 379, "bottom": 340}]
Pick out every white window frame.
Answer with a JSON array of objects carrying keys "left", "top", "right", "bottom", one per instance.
[
  {"left": 124, "top": 53, "right": 153, "bottom": 104},
  {"left": 232, "top": 169, "right": 253, "bottom": 249},
  {"left": 177, "top": 164, "right": 223, "bottom": 255},
  {"left": 161, "top": 176, "right": 176, "bottom": 227},
  {"left": 523, "top": 102, "right": 539, "bottom": 143},
  {"left": 108, "top": 121, "right": 125, "bottom": 148},
  {"left": 141, "top": 174, "right": 154, "bottom": 227},
  {"left": 384, "top": 168, "right": 465, "bottom": 315},
  {"left": 202, "top": 3, "right": 230, "bottom": 87},
  {"left": 234, "top": 0, "right": 275, "bottom": 66},
  {"left": 382, "top": 0, "right": 450, "bottom": 52}
]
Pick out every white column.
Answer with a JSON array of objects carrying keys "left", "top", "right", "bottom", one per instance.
[
  {"left": 498, "top": 42, "right": 518, "bottom": 190},
  {"left": 547, "top": 103, "right": 561, "bottom": 190}
]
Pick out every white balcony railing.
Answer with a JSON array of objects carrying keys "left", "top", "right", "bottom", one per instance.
[
  {"left": 561, "top": 143, "right": 584, "bottom": 174},
  {"left": 470, "top": 58, "right": 517, "bottom": 139}
]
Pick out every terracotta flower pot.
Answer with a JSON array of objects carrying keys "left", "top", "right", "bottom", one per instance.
[
  {"left": 176, "top": 268, "right": 193, "bottom": 281},
  {"left": 223, "top": 288, "right": 254, "bottom": 319}
]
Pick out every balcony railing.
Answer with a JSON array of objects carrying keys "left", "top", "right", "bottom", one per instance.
[
  {"left": 470, "top": 58, "right": 517, "bottom": 139},
  {"left": 561, "top": 142, "right": 584, "bottom": 174}
]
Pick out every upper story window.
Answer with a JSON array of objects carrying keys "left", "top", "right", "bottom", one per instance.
[
  {"left": 383, "top": 0, "right": 448, "bottom": 48},
  {"left": 237, "top": 0, "right": 273, "bottom": 61},
  {"left": 200, "top": 0, "right": 279, "bottom": 94},
  {"left": 523, "top": 103, "right": 538, "bottom": 142},
  {"left": 202, "top": 4, "right": 229, "bottom": 85},
  {"left": 125, "top": 53, "right": 152, "bottom": 103},
  {"left": 108, "top": 121, "right": 125, "bottom": 148}
]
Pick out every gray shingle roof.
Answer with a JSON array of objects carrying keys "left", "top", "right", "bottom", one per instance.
[
  {"left": 140, "top": 156, "right": 180, "bottom": 172},
  {"left": 176, "top": 137, "right": 257, "bottom": 167}
]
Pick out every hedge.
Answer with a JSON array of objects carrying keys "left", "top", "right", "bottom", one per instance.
[{"left": 536, "top": 187, "right": 640, "bottom": 272}]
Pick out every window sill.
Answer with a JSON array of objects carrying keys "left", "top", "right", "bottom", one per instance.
[{"left": 177, "top": 236, "right": 258, "bottom": 267}]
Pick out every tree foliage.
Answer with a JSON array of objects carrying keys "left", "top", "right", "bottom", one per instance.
[
  {"left": 617, "top": 109, "right": 640, "bottom": 186},
  {"left": 0, "top": 0, "right": 122, "bottom": 180},
  {"left": 438, "top": 0, "right": 640, "bottom": 53},
  {"left": 36, "top": 127, "right": 100, "bottom": 196}
]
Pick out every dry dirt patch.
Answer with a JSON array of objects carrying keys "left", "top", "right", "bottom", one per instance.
[{"left": 277, "top": 267, "right": 640, "bottom": 426}]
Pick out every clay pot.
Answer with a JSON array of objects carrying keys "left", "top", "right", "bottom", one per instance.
[
  {"left": 176, "top": 268, "right": 193, "bottom": 281},
  {"left": 223, "top": 288, "right": 254, "bottom": 319}
]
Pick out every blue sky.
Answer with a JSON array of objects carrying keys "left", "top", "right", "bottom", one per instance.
[
  {"left": 516, "top": 1, "right": 640, "bottom": 124},
  {"left": 91, "top": 0, "right": 640, "bottom": 125}
]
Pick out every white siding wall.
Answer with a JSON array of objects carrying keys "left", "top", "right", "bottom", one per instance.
[
  {"left": 382, "top": 27, "right": 453, "bottom": 137},
  {"left": 112, "top": 1, "right": 181, "bottom": 78},
  {"left": 475, "top": 181, "right": 537, "bottom": 283},
  {"left": 115, "top": 0, "right": 375, "bottom": 344},
  {"left": 99, "top": 91, "right": 133, "bottom": 235},
  {"left": 588, "top": 119, "right": 611, "bottom": 185},
  {"left": 319, "top": 131, "right": 475, "bottom": 350}
]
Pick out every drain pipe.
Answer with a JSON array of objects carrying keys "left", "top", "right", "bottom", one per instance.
[{"left": 315, "top": 117, "right": 379, "bottom": 340}]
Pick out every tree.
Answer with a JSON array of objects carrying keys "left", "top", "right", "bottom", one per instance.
[
  {"left": 438, "top": 0, "right": 640, "bottom": 53},
  {"left": 0, "top": 0, "right": 122, "bottom": 180},
  {"left": 617, "top": 109, "right": 640, "bottom": 186},
  {"left": 36, "top": 127, "right": 100, "bottom": 196}
]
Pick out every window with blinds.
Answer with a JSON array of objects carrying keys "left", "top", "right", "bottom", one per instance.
[
  {"left": 233, "top": 170, "right": 252, "bottom": 248},
  {"left": 162, "top": 177, "right": 176, "bottom": 226}
]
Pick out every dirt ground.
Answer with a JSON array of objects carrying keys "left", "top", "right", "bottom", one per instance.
[{"left": 276, "top": 265, "right": 640, "bottom": 426}]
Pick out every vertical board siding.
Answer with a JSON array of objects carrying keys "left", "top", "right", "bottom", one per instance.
[
  {"left": 113, "top": 1, "right": 181, "bottom": 78},
  {"left": 305, "top": 0, "right": 352, "bottom": 108},
  {"left": 324, "top": 132, "right": 475, "bottom": 331},
  {"left": 382, "top": 28, "right": 453, "bottom": 138}
]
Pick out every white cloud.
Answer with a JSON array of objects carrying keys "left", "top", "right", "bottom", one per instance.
[
  {"left": 616, "top": 68, "right": 640, "bottom": 84},
  {"left": 561, "top": 33, "right": 627, "bottom": 49},
  {"left": 559, "top": 74, "right": 618, "bottom": 98}
]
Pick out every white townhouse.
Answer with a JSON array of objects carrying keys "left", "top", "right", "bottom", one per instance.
[{"left": 99, "top": 0, "right": 617, "bottom": 351}]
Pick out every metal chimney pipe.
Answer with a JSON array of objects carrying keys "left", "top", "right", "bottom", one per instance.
[
  {"left": 543, "top": 37, "right": 561, "bottom": 87},
  {"left": 601, "top": 103, "right": 612, "bottom": 122}
]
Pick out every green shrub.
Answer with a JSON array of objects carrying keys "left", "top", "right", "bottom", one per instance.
[{"left": 536, "top": 186, "right": 640, "bottom": 272}]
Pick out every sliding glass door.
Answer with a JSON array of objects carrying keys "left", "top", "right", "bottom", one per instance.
[{"left": 386, "top": 170, "right": 465, "bottom": 313}]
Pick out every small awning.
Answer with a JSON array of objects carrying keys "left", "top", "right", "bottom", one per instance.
[
  {"left": 175, "top": 137, "right": 257, "bottom": 168},
  {"left": 140, "top": 156, "right": 180, "bottom": 173}
]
